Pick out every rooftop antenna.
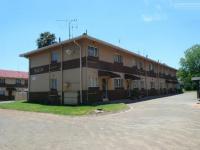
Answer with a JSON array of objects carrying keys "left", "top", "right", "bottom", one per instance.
[
  {"left": 118, "top": 39, "right": 121, "bottom": 46},
  {"left": 71, "top": 24, "right": 78, "bottom": 38},
  {"left": 56, "top": 18, "right": 77, "bottom": 39}
]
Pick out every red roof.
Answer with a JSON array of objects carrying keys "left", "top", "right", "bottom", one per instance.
[{"left": 0, "top": 69, "right": 28, "bottom": 79}]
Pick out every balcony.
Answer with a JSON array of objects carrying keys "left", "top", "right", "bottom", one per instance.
[{"left": 0, "top": 83, "right": 27, "bottom": 88}]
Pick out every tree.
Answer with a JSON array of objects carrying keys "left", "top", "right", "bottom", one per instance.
[
  {"left": 36, "top": 32, "right": 57, "bottom": 48},
  {"left": 177, "top": 44, "right": 200, "bottom": 90}
]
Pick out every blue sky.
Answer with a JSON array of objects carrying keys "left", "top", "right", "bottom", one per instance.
[{"left": 0, "top": 0, "right": 200, "bottom": 71}]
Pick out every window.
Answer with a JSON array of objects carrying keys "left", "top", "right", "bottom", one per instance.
[
  {"left": 16, "top": 79, "right": 21, "bottom": 85},
  {"left": 114, "top": 79, "right": 123, "bottom": 88},
  {"left": 51, "top": 51, "right": 59, "bottom": 63},
  {"left": 138, "top": 61, "right": 144, "bottom": 69},
  {"left": 89, "top": 77, "right": 99, "bottom": 87},
  {"left": 132, "top": 59, "right": 136, "bottom": 66},
  {"left": 88, "top": 46, "right": 98, "bottom": 57},
  {"left": 133, "top": 80, "right": 139, "bottom": 88},
  {"left": 160, "top": 82, "right": 163, "bottom": 89},
  {"left": 0, "top": 90, "right": 5, "bottom": 96},
  {"left": 150, "top": 81, "right": 155, "bottom": 89},
  {"left": 149, "top": 63, "right": 154, "bottom": 71},
  {"left": 140, "top": 80, "right": 144, "bottom": 89},
  {"left": 114, "top": 54, "right": 123, "bottom": 63},
  {"left": 50, "top": 79, "right": 57, "bottom": 90},
  {"left": 0, "top": 78, "right": 5, "bottom": 84}
]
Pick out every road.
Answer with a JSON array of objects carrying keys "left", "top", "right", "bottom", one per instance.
[{"left": 0, "top": 92, "right": 200, "bottom": 150}]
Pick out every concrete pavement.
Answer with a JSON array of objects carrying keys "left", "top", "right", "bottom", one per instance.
[{"left": 0, "top": 92, "right": 200, "bottom": 150}]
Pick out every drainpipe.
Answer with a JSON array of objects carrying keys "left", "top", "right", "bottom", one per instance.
[
  {"left": 73, "top": 40, "right": 83, "bottom": 104},
  {"left": 61, "top": 45, "right": 63, "bottom": 104},
  {"left": 145, "top": 59, "right": 148, "bottom": 96},
  {"left": 28, "top": 59, "right": 31, "bottom": 100}
]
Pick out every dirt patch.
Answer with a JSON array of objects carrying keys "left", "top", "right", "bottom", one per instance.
[{"left": 192, "top": 103, "right": 200, "bottom": 109}]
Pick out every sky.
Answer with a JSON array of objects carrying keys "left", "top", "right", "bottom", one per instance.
[{"left": 0, "top": 0, "right": 200, "bottom": 72}]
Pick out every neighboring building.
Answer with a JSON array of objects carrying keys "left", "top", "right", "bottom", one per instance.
[
  {"left": 0, "top": 69, "right": 28, "bottom": 100},
  {"left": 20, "top": 33, "right": 178, "bottom": 105}
]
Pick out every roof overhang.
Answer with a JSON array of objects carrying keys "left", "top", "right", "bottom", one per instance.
[
  {"left": 20, "top": 33, "right": 177, "bottom": 71},
  {"left": 98, "top": 70, "right": 120, "bottom": 78},
  {"left": 124, "top": 74, "right": 140, "bottom": 80}
]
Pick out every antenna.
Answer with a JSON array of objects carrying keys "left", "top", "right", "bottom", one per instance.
[
  {"left": 118, "top": 39, "right": 121, "bottom": 45},
  {"left": 56, "top": 18, "right": 78, "bottom": 39},
  {"left": 71, "top": 24, "right": 78, "bottom": 38}
]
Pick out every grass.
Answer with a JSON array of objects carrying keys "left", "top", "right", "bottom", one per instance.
[{"left": 0, "top": 100, "right": 128, "bottom": 116}]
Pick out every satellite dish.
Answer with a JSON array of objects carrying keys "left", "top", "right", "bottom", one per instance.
[{"left": 65, "top": 49, "right": 74, "bottom": 56}]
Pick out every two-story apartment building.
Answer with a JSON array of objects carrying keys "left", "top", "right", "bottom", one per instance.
[
  {"left": 0, "top": 69, "right": 28, "bottom": 100},
  {"left": 20, "top": 33, "right": 178, "bottom": 105}
]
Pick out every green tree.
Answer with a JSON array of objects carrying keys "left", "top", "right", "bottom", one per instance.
[
  {"left": 36, "top": 32, "right": 57, "bottom": 48},
  {"left": 177, "top": 44, "right": 200, "bottom": 90}
]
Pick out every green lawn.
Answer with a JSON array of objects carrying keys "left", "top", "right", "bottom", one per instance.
[{"left": 0, "top": 101, "right": 128, "bottom": 116}]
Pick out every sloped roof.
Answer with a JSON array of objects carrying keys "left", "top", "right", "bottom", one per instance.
[
  {"left": 20, "top": 33, "right": 177, "bottom": 71},
  {"left": 0, "top": 69, "right": 28, "bottom": 79}
]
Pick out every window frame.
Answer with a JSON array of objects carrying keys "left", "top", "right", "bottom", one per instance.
[
  {"left": 16, "top": 79, "right": 21, "bottom": 85},
  {"left": 88, "top": 46, "right": 99, "bottom": 57},
  {"left": 88, "top": 76, "right": 99, "bottom": 88},
  {"left": 0, "top": 78, "right": 5, "bottom": 84},
  {"left": 51, "top": 51, "right": 60, "bottom": 63},
  {"left": 50, "top": 79, "right": 57, "bottom": 90},
  {"left": 150, "top": 81, "right": 155, "bottom": 89},
  {"left": 114, "top": 54, "right": 123, "bottom": 63},
  {"left": 0, "top": 90, "right": 5, "bottom": 96},
  {"left": 114, "top": 78, "right": 123, "bottom": 88}
]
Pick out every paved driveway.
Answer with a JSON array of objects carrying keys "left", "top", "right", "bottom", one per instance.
[{"left": 0, "top": 92, "right": 200, "bottom": 150}]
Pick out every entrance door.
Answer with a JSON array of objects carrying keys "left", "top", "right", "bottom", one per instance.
[
  {"left": 127, "top": 80, "right": 131, "bottom": 97},
  {"left": 102, "top": 79, "right": 108, "bottom": 98},
  {"left": 8, "top": 89, "right": 13, "bottom": 99}
]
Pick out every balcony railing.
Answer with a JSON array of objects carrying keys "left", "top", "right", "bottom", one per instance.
[{"left": 0, "top": 83, "right": 28, "bottom": 88}]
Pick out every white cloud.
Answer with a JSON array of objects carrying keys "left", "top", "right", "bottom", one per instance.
[
  {"left": 171, "top": 0, "right": 200, "bottom": 9},
  {"left": 142, "top": 14, "right": 167, "bottom": 22}
]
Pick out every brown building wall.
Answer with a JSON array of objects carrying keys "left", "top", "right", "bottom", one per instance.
[{"left": 27, "top": 37, "right": 178, "bottom": 104}]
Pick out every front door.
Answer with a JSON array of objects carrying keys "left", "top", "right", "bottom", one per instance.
[
  {"left": 127, "top": 80, "right": 131, "bottom": 97},
  {"left": 102, "top": 78, "right": 108, "bottom": 98},
  {"left": 8, "top": 89, "right": 13, "bottom": 99}
]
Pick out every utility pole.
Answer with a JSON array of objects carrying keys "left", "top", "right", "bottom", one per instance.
[{"left": 56, "top": 18, "right": 77, "bottom": 39}]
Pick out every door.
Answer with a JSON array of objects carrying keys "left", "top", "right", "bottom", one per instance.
[
  {"left": 8, "top": 89, "right": 13, "bottom": 99},
  {"left": 102, "top": 78, "right": 108, "bottom": 98},
  {"left": 127, "top": 80, "right": 131, "bottom": 97}
]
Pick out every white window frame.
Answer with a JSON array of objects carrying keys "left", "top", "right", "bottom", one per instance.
[
  {"left": 133, "top": 80, "right": 139, "bottom": 89},
  {"left": 50, "top": 79, "right": 57, "bottom": 90},
  {"left": 88, "top": 76, "right": 99, "bottom": 87},
  {"left": 149, "top": 63, "right": 154, "bottom": 71},
  {"left": 150, "top": 81, "right": 155, "bottom": 89},
  {"left": 51, "top": 51, "right": 59, "bottom": 63},
  {"left": 114, "top": 54, "right": 123, "bottom": 63},
  {"left": 114, "top": 79, "right": 123, "bottom": 88},
  {"left": 88, "top": 46, "right": 98, "bottom": 57}
]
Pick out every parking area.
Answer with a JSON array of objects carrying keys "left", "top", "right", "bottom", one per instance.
[{"left": 0, "top": 92, "right": 200, "bottom": 150}]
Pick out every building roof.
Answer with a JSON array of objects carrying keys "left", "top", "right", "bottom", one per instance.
[
  {"left": 20, "top": 33, "right": 177, "bottom": 71},
  {"left": 0, "top": 69, "right": 28, "bottom": 79}
]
